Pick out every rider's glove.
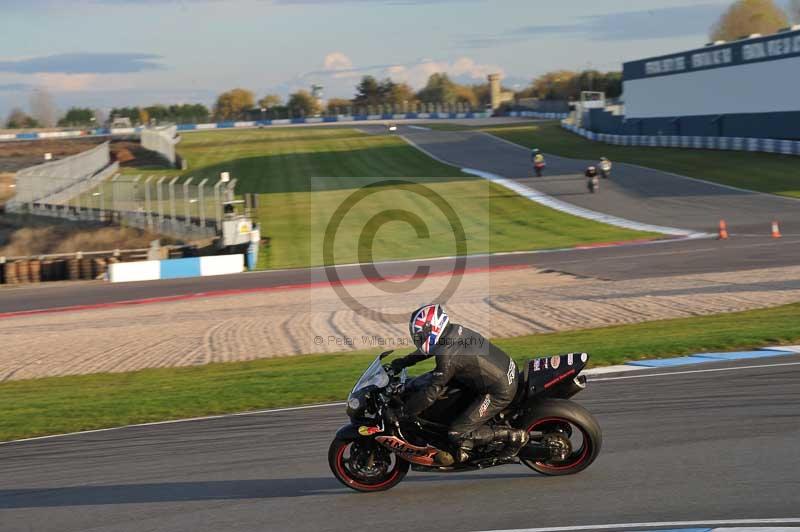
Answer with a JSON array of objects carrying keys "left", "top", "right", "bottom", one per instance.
[{"left": 384, "top": 359, "right": 406, "bottom": 377}]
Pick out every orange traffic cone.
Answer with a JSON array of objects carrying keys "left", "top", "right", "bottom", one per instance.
[
  {"left": 718, "top": 220, "right": 729, "bottom": 240},
  {"left": 772, "top": 221, "right": 782, "bottom": 238}
]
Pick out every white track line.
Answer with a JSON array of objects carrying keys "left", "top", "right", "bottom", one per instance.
[
  {"left": 0, "top": 402, "right": 345, "bottom": 446},
  {"left": 472, "top": 518, "right": 800, "bottom": 532},
  {"left": 2, "top": 359, "right": 797, "bottom": 446},
  {"left": 589, "top": 361, "right": 800, "bottom": 382}
]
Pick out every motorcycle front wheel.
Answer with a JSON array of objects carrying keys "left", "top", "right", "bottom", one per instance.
[
  {"left": 519, "top": 399, "right": 602, "bottom": 476},
  {"left": 329, "top": 437, "right": 409, "bottom": 492}
]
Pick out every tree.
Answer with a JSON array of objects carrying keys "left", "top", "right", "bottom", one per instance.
[
  {"left": 326, "top": 98, "right": 352, "bottom": 114},
  {"left": 381, "top": 80, "right": 417, "bottom": 109},
  {"left": 214, "top": 88, "right": 255, "bottom": 120},
  {"left": 353, "top": 76, "right": 383, "bottom": 107},
  {"left": 29, "top": 88, "right": 57, "bottom": 127},
  {"left": 258, "top": 94, "right": 282, "bottom": 109},
  {"left": 710, "top": 0, "right": 789, "bottom": 41},
  {"left": 57, "top": 107, "right": 94, "bottom": 127},
  {"left": 287, "top": 90, "right": 320, "bottom": 117},
  {"left": 5, "top": 108, "right": 40, "bottom": 129},
  {"left": 416, "top": 73, "right": 459, "bottom": 104}
]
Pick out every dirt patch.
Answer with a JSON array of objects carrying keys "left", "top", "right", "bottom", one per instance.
[
  {"left": 0, "top": 214, "right": 172, "bottom": 257},
  {"left": 0, "top": 139, "right": 104, "bottom": 173}
]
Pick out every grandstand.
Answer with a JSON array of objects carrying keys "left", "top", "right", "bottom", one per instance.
[{"left": 583, "top": 26, "right": 800, "bottom": 140}]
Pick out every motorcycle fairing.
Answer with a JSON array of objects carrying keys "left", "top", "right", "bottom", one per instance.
[
  {"left": 527, "top": 353, "right": 588, "bottom": 396},
  {"left": 375, "top": 435, "right": 442, "bottom": 466}
]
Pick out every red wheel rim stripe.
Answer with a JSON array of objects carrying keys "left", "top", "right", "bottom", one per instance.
[
  {"left": 335, "top": 442, "right": 401, "bottom": 490},
  {"left": 527, "top": 417, "right": 591, "bottom": 471}
]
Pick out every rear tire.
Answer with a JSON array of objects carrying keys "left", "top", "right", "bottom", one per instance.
[
  {"left": 518, "top": 399, "right": 602, "bottom": 476},
  {"left": 329, "top": 437, "right": 409, "bottom": 492}
]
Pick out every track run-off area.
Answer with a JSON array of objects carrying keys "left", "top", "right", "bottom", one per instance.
[{"left": 1, "top": 355, "right": 798, "bottom": 532}]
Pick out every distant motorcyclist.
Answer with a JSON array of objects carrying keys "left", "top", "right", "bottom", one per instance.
[
  {"left": 599, "top": 157, "right": 612, "bottom": 179},
  {"left": 586, "top": 165, "right": 599, "bottom": 193},
  {"left": 389, "top": 304, "right": 528, "bottom": 462},
  {"left": 531, "top": 148, "right": 546, "bottom": 177}
]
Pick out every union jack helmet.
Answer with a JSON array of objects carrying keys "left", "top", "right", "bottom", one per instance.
[{"left": 409, "top": 304, "right": 450, "bottom": 355}]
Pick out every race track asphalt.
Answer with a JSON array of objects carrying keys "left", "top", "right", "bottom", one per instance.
[
  {"left": 393, "top": 125, "right": 800, "bottom": 235},
  {"left": 2, "top": 355, "right": 798, "bottom": 532}
]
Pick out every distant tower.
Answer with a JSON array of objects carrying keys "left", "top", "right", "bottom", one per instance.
[{"left": 488, "top": 73, "right": 513, "bottom": 111}]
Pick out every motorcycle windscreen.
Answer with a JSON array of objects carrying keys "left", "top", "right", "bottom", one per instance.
[
  {"left": 351, "top": 356, "right": 390, "bottom": 395},
  {"left": 527, "top": 353, "right": 588, "bottom": 396}
]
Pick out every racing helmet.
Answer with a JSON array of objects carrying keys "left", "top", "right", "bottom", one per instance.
[{"left": 409, "top": 304, "right": 450, "bottom": 355}]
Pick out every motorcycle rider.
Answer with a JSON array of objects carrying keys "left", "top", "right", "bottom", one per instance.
[
  {"left": 585, "top": 165, "right": 599, "bottom": 193},
  {"left": 388, "top": 304, "right": 529, "bottom": 462},
  {"left": 531, "top": 148, "right": 546, "bottom": 177},
  {"left": 599, "top": 157, "right": 612, "bottom": 178}
]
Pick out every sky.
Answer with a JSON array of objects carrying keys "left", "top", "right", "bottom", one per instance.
[{"left": 0, "top": 0, "right": 750, "bottom": 118}]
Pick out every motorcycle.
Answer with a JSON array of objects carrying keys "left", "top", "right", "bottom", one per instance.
[
  {"left": 329, "top": 350, "right": 602, "bottom": 492},
  {"left": 600, "top": 161, "right": 612, "bottom": 179},
  {"left": 534, "top": 160, "right": 546, "bottom": 177},
  {"left": 588, "top": 176, "right": 600, "bottom": 193}
]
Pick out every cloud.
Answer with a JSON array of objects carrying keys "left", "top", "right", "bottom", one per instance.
[
  {"left": 277, "top": 54, "right": 502, "bottom": 100},
  {"left": 462, "top": 4, "right": 725, "bottom": 48},
  {"left": 0, "top": 83, "right": 34, "bottom": 92},
  {"left": 0, "top": 53, "right": 165, "bottom": 74}
]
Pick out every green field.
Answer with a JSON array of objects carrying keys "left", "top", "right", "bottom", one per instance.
[
  {"left": 2, "top": 301, "right": 800, "bottom": 441},
  {"left": 431, "top": 121, "right": 800, "bottom": 198},
  {"left": 119, "top": 127, "right": 654, "bottom": 269}
]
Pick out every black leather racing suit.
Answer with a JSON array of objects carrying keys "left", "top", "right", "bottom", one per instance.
[{"left": 391, "top": 323, "right": 518, "bottom": 447}]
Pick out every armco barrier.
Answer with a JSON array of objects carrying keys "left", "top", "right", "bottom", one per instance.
[
  {"left": 108, "top": 254, "right": 244, "bottom": 283},
  {"left": 561, "top": 121, "right": 800, "bottom": 156}
]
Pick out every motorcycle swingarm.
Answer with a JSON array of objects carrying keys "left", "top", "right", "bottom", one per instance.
[{"left": 517, "top": 441, "right": 556, "bottom": 461}]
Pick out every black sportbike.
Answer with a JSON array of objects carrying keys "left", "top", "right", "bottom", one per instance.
[{"left": 329, "top": 351, "right": 602, "bottom": 492}]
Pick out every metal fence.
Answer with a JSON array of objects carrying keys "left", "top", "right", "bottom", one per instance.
[{"left": 24, "top": 173, "right": 234, "bottom": 240}]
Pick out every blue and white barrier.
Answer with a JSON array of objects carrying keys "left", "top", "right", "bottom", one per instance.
[
  {"left": 507, "top": 111, "right": 569, "bottom": 120},
  {"left": 562, "top": 121, "right": 800, "bottom": 156},
  {"left": 108, "top": 254, "right": 244, "bottom": 283},
  {"left": 0, "top": 112, "right": 494, "bottom": 142}
]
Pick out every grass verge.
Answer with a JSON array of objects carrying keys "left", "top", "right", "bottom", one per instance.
[
  {"left": 430, "top": 121, "right": 800, "bottom": 198},
  {"left": 115, "top": 127, "right": 653, "bottom": 269},
  {"left": 2, "top": 302, "right": 800, "bottom": 441}
]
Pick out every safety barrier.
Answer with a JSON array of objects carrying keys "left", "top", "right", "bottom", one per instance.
[
  {"left": 141, "top": 125, "right": 180, "bottom": 167},
  {"left": 0, "top": 112, "right": 494, "bottom": 142},
  {"left": 7, "top": 142, "right": 118, "bottom": 211},
  {"left": 506, "top": 111, "right": 569, "bottom": 120},
  {"left": 561, "top": 121, "right": 800, "bottom": 156},
  {"left": 108, "top": 254, "right": 244, "bottom": 283}
]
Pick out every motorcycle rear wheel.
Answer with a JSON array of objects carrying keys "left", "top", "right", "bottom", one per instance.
[
  {"left": 519, "top": 399, "right": 602, "bottom": 476},
  {"left": 329, "top": 437, "right": 409, "bottom": 492}
]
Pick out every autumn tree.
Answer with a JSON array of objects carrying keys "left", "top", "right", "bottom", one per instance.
[
  {"left": 214, "top": 88, "right": 255, "bottom": 120},
  {"left": 326, "top": 98, "right": 352, "bottom": 114},
  {"left": 258, "top": 94, "right": 282, "bottom": 109},
  {"left": 287, "top": 90, "right": 320, "bottom": 117},
  {"left": 710, "top": 0, "right": 789, "bottom": 41},
  {"left": 5, "top": 108, "right": 40, "bottom": 129}
]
